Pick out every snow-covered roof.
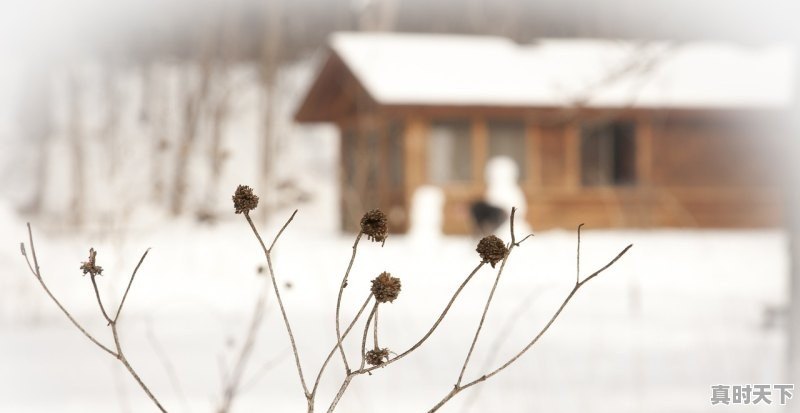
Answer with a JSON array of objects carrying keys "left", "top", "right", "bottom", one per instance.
[{"left": 327, "top": 32, "right": 796, "bottom": 109}]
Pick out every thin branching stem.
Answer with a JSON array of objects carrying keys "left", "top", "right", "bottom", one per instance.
[
  {"left": 335, "top": 231, "right": 363, "bottom": 374},
  {"left": 217, "top": 282, "right": 270, "bottom": 413},
  {"left": 243, "top": 209, "right": 310, "bottom": 397},
  {"left": 309, "top": 294, "right": 372, "bottom": 406},
  {"left": 22, "top": 223, "right": 166, "bottom": 412},
  {"left": 373, "top": 305, "right": 379, "bottom": 350},
  {"left": 324, "top": 260, "right": 486, "bottom": 411},
  {"left": 22, "top": 224, "right": 117, "bottom": 357},
  {"left": 456, "top": 247, "right": 513, "bottom": 386},
  {"left": 111, "top": 323, "right": 168, "bottom": 412},
  {"left": 114, "top": 248, "right": 151, "bottom": 323},
  {"left": 576, "top": 223, "right": 584, "bottom": 284},
  {"left": 326, "top": 303, "right": 378, "bottom": 413},
  {"left": 360, "top": 304, "right": 378, "bottom": 369},
  {"left": 90, "top": 275, "right": 113, "bottom": 324},
  {"left": 427, "top": 243, "right": 633, "bottom": 413},
  {"left": 456, "top": 207, "right": 523, "bottom": 386},
  {"left": 358, "top": 261, "right": 485, "bottom": 375}
]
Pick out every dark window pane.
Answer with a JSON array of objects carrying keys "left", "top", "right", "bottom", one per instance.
[
  {"left": 428, "top": 120, "right": 472, "bottom": 184},
  {"left": 581, "top": 121, "right": 636, "bottom": 186},
  {"left": 488, "top": 120, "right": 526, "bottom": 181}
]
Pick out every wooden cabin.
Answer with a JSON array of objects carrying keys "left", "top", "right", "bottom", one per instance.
[{"left": 295, "top": 33, "right": 795, "bottom": 234}]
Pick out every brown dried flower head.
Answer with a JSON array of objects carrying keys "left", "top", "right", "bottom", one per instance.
[
  {"left": 371, "top": 272, "right": 401, "bottom": 303},
  {"left": 476, "top": 235, "right": 508, "bottom": 268},
  {"left": 80, "top": 248, "right": 103, "bottom": 277},
  {"left": 232, "top": 185, "right": 259, "bottom": 214},
  {"left": 360, "top": 209, "right": 388, "bottom": 243},
  {"left": 365, "top": 348, "right": 390, "bottom": 366}
]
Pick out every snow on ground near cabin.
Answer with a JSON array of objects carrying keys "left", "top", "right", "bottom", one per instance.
[{"left": 0, "top": 208, "right": 789, "bottom": 412}]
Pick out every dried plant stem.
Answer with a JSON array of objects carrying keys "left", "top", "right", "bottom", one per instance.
[
  {"left": 324, "top": 261, "right": 486, "bottom": 412},
  {"left": 373, "top": 305, "right": 379, "bottom": 350},
  {"left": 217, "top": 282, "right": 270, "bottom": 413},
  {"left": 308, "top": 294, "right": 372, "bottom": 411},
  {"left": 90, "top": 275, "right": 113, "bottom": 323},
  {"left": 114, "top": 248, "right": 151, "bottom": 323},
  {"left": 456, "top": 207, "right": 530, "bottom": 386},
  {"left": 427, "top": 243, "right": 633, "bottom": 413},
  {"left": 243, "top": 210, "right": 310, "bottom": 397},
  {"left": 146, "top": 322, "right": 191, "bottom": 413},
  {"left": 111, "top": 321, "right": 168, "bottom": 413},
  {"left": 327, "top": 303, "right": 377, "bottom": 413},
  {"left": 360, "top": 261, "right": 486, "bottom": 374},
  {"left": 456, "top": 246, "right": 514, "bottom": 386},
  {"left": 21, "top": 223, "right": 166, "bottom": 412},
  {"left": 335, "top": 232, "right": 363, "bottom": 374},
  {"left": 360, "top": 304, "right": 379, "bottom": 369}
]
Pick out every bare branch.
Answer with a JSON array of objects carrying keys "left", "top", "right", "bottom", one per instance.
[
  {"left": 373, "top": 305, "right": 379, "bottom": 350},
  {"left": 23, "top": 223, "right": 116, "bottom": 357},
  {"left": 576, "top": 223, "right": 584, "bottom": 285},
  {"left": 269, "top": 209, "right": 298, "bottom": 253},
  {"left": 310, "top": 294, "right": 372, "bottom": 399},
  {"left": 427, "top": 243, "right": 633, "bottom": 412},
  {"left": 146, "top": 321, "right": 191, "bottom": 413},
  {"left": 217, "top": 282, "right": 270, "bottom": 413},
  {"left": 90, "top": 275, "right": 113, "bottom": 324},
  {"left": 456, "top": 251, "right": 512, "bottom": 386},
  {"left": 111, "top": 324, "right": 168, "bottom": 412},
  {"left": 243, "top": 210, "right": 310, "bottom": 397},
  {"left": 114, "top": 248, "right": 151, "bottom": 323},
  {"left": 359, "top": 261, "right": 486, "bottom": 374},
  {"left": 335, "top": 232, "right": 363, "bottom": 374}
]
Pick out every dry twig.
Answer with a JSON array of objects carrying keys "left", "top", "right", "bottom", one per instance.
[{"left": 21, "top": 224, "right": 167, "bottom": 412}]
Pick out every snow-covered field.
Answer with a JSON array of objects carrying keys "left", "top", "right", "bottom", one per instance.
[{"left": 0, "top": 204, "right": 789, "bottom": 412}]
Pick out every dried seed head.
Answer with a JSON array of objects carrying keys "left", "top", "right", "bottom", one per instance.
[
  {"left": 232, "top": 185, "right": 259, "bottom": 214},
  {"left": 360, "top": 209, "right": 388, "bottom": 243},
  {"left": 476, "top": 235, "right": 508, "bottom": 268},
  {"left": 80, "top": 248, "right": 103, "bottom": 277},
  {"left": 371, "top": 272, "right": 401, "bottom": 303},
  {"left": 365, "top": 348, "right": 390, "bottom": 366}
]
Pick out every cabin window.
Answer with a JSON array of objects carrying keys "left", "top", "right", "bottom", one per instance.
[
  {"left": 428, "top": 120, "right": 472, "bottom": 184},
  {"left": 488, "top": 120, "right": 526, "bottom": 181},
  {"left": 580, "top": 120, "right": 636, "bottom": 186}
]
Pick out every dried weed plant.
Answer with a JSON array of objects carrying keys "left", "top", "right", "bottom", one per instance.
[{"left": 21, "top": 185, "right": 632, "bottom": 412}]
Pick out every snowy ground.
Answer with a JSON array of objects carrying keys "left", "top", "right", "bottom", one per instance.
[{"left": 0, "top": 206, "right": 790, "bottom": 412}]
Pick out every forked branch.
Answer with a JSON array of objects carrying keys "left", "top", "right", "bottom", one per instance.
[{"left": 21, "top": 224, "right": 166, "bottom": 413}]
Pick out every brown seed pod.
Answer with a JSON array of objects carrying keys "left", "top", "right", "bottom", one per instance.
[
  {"left": 80, "top": 248, "right": 103, "bottom": 277},
  {"left": 371, "top": 272, "right": 401, "bottom": 303},
  {"left": 365, "top": 348, "right": 390, "bottom": 366},
  {"left": 360, "top": 209, "right": 388, "bottom": 243},
  {"left": 232, "top": 185, "right": 259, "bottom": 215},
  {"left": 476, "top": 235, "right": 508, "bottom": 268}
]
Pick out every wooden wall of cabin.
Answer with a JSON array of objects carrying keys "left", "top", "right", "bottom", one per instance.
[
  {"left": 339, "top": 117, "right": 409, "bottom": 233},
  {"left": 525, "top": 114, "right": 783, "bottom": 230},
  {"left": 646, "top": 115, "right": 783, "bottom": 227},
  {"left": 344, "top": 110, "right": 783, "bottom": 235}
]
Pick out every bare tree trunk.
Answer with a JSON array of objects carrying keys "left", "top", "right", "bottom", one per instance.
[
  {"left": 257, "top": 0, "right": 284, "bottom": 224},
  {"left": 68, "top": 72, "right": 85, "bottom": 227},
  {"left": 171, "top": 60, "right": 212, "bottom": 216},
  {"left": 140, "top": 63, "right": 168, "bottom": 205},
  {"left": 102, "top": 63, "right": 121, "bottom": 179},
  {"left": 18, "top": 65, "right": 53, "bottom": 215}
]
